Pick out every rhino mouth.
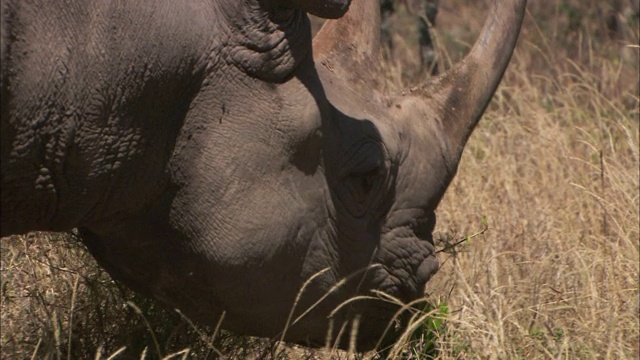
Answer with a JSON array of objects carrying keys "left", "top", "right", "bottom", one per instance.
[
  {"left": 317, "top": 290, "right": 431, "bottom": 351},
  {"left": 373, "top": 214, "right": 439, "bottom": 303},
  {"left": 379, "top": 252, "right": 439, "bottom": 303},
  {"left": 411, "top": 220, "right": 440, "bottom": 299}
]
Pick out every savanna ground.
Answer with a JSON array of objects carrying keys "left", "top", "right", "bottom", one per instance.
[{"left": 1, "top": 1, "right": 638, "bottom": 359}]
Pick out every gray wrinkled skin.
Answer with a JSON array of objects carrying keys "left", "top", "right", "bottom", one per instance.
[{"left": 1, "top": 0, "right": 526, "bottom": 350}]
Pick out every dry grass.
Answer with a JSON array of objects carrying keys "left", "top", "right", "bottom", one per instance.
[
  {"left": 423, "top": 1, "right": 639, "bottom": 358},
  {"left": 2, "top": 1, "right": 638, "bottom": 358}
]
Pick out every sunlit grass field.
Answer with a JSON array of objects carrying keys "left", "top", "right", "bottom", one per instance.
[{"left": 2, "top": 1, "right": 638, "bottom": 358}]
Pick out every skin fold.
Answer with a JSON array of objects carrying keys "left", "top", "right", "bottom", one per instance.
[{"left": 0, "top": 0, "right": 526, "bottom": 350}]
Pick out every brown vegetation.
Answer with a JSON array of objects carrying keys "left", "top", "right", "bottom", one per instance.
[{"left": 2, "top": 1, "right": 638, "bottom": 358}]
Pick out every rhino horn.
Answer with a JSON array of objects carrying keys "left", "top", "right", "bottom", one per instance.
[
  {"left": 406, "top": 0, "right": 527, "bottom": 161},
  {"left": 313, "top": 0, "right": 527, "bottom": 163},
  {"left": 313, "top": 0, "right": 380, "bottom": 58},
  {"left": 312, "top": 0, "right": 385, "bottom": 93}
]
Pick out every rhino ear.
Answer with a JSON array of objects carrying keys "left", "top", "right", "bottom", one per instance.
[
  {"left": 280, "top": 0, "right": 351, "bottom": 19},
  {"left": 312, "top": 0, "right": 384, "bottom": 91}
]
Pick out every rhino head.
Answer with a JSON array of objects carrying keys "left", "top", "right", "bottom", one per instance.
[{"left": 1, "top": 0, "right": 525, "bottom": 350}]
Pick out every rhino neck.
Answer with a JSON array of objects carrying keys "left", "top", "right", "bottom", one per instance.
[{"left": 0, "top": 1, "right": 215, "bottom": 236}]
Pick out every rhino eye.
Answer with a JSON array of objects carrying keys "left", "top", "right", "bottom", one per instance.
[
  {"left": 346, "top": 167, "right": 381, "bottom": 202},
  {"left": 337, "top": 141, "right": 387, "bottom": 216}
]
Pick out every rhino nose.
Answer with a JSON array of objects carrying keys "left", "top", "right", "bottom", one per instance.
[{"left": 416, "top": 255, "right": 439, "bottom": 290}]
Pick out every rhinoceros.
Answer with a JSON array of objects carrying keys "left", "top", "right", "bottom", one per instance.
[{"left": 0, "top": 0, "right": 526, "bottom": 351}]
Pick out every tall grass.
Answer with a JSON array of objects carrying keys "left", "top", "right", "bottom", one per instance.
[
  {"left": 420, "top": 1, "right": 639, "bottom": 358},
  {"left": 2, "top": 1, "right": 638, "bottom": 358}
]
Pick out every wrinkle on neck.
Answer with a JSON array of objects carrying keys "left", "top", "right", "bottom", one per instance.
[{"left": 216, "top": 0, "right": 312, "bottom": 82}]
